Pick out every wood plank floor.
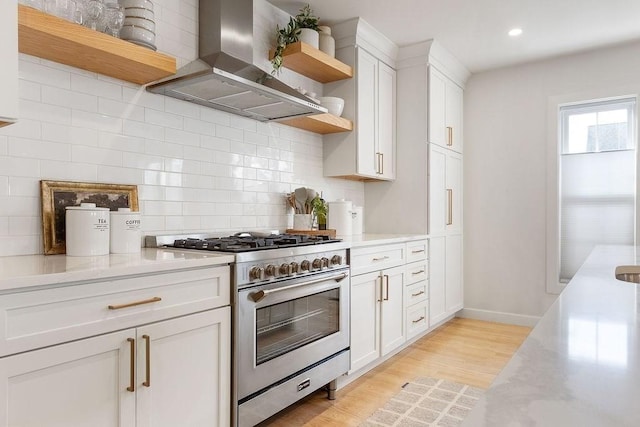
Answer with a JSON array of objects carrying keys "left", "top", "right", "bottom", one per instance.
[{"left": 259, "top": 317, "right": 531, "bottom": 426}]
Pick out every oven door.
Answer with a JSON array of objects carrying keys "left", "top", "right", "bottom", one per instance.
[{"left": 236, "top": 267, "right": 350, "bottom": 400}]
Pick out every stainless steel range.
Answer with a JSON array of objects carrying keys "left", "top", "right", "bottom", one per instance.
[{"left": 146, "top": 233, "right": 351, "bottom": 427}]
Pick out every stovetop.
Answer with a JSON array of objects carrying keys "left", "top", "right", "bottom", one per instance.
[{"left": 170, "top": 233, "right": 341, "bottom": 253}]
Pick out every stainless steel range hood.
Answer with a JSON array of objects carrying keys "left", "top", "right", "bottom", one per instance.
[{"left": 147, "top": 0, "right": 326, "bottom": 122}]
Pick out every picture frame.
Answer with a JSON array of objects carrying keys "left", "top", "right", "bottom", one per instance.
[{"left": 40, "top": 180, "right": 139, "bottom": 255}]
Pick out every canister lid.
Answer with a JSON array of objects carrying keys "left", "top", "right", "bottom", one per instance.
[
  {"left": 110, "top": 207, "right": 138, "bottom": 215},
  {"left": 66, "top": 203, "right": 109, "bottom": 211}
]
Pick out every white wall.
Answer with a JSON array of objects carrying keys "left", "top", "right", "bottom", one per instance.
[
  {"left": 0, "top": 0, "right": 363, "bottom": 257},
  {"left": 464, "top": 39, "right": 640, "bottom": 320}
]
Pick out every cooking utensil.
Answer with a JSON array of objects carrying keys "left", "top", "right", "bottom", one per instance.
[
  {"left": 306, "top": 188, "right": 317, "bottom": 214},
  {"left": 294, "top": 187, "right": 307, "bottom": 214}
]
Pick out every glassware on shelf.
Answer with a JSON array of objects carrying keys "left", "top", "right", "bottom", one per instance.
[
  {"left": 102, "top": 3, "right": 124, "bottom": 37},
  {"left": 83, "top": 0, "right": 104, "bottom": 30},
  {"left": 44, "top": 0, "right": 77, "bottom": 21}
]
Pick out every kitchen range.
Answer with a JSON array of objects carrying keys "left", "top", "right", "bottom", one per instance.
[{"left": 146, "top": 232, "right": 351, "bottom": 426}]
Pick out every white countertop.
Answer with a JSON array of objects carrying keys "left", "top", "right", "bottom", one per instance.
[
  {"left": 463, "top": 245, "right": 640, "bottom": 426},
  {"left": 0, "top": 249, "right": 234, "bottom": 293},
  {"left": 342, "top": 233, "right": 428, "bottom": 247}
]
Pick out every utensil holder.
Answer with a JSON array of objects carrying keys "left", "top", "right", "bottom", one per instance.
[{"left": 293, "top": 214, "right": 312, "bottom": 230}]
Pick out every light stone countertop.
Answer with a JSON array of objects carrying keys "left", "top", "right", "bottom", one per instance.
[
  {"left": 0, "top": 249, "right": 234, "bottom": 293},
  {"left": 463, "top": 245, "right": 640, "bottom": 426},
  {"left": 342, "top": 233, "right": 428, "bottom": 248}
]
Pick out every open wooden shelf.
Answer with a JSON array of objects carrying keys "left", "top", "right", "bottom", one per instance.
[
  {"left": 270, "top": 41, "right": 352, "bottom": 83},
  {"left": 280, "top": 113, "right": 353, "bottom": 134},
  {"left": 286, "top": 229, "right": 336, "bottom": 238},
  {"left": 18, "top": 5, "right": 176, "bottom": 85}
]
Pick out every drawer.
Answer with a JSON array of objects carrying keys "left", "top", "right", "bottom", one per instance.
[
  {"left": 406, "top": 240, "right": 428, "bottom": 264},
  {"left": 406, "top": 301, "right": 429, "bottom": 340},
  {"left": 405, "top": 261, "right": 428, "bottom": 285},
  {"left": 350, "top": 243, "right": 405, "bottom": 276},
  {"left": 0, "top": 266, "right": 230, "bottom": 357},
  {"left": 405, "top": 281, "right": 428, "bottom": 305}
]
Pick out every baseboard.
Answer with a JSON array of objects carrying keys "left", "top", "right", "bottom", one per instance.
[{"left": 457, "top": 308, "right": 540, "bottom": 327}]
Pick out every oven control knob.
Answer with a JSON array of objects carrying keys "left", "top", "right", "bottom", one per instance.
[
  {"left": 249, "top": 266, "right": 265, "bottom": 281},
  {"left": 301, "top": 260, "right": 311, "bottom": 271},
  {"left": 290, "top": 262, "right": 299, "bottom": 274},
  {"left": 279, "top": 263, "right": 291, "bottom": 275},
  {"left": 265, "top": 264, "right": 277, "bottom": 278},
  {"left": 321, "top": 257, "right": 330, "bottom": 268},
  {"left": 312, "top": 258, "right": 322, "bottom": 270},
  {"left": 331, "top": 255, "right": 343, "bottom": 266}
]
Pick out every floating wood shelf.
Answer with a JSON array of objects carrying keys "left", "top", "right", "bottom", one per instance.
[
  {"left": 270, "top": 42, "right": 352, "bottom": 83},
  {"left": 17, "top": 5, "right": 176, "bottom": 85},
  {"left": 280, "top": 113, "right": 353, "bottom": 134},
  {"left": 286, "top": 229, "right": 337, "bottom": 238}
]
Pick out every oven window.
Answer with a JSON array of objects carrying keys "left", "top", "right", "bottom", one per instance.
[{"left": 255, "top": 288, "right": 340, "bottom": 365}]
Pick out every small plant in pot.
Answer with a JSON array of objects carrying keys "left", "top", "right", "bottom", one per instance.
[
  {"left": 311, "top": 195, "right": 328, "bottom": 230},
  {"left": 271, "top": 4, "right": 320, "bottom": 75}
]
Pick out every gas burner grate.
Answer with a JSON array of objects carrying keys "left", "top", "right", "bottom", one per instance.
[{"left": 171, "top": 234, "right": 339, "bottom": 252}]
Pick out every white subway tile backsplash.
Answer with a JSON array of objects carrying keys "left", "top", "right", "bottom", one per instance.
[
  {"left": 97, "top": 166, "right": 144, "bottom": 184},
  {"left": 9, "top": 216, "right": 39, "bottom": 236},
  {"left": 215, "top": 124, "right": 244, "bottom": 142},
  {"left": 145, "top": 108, "right": 184, "bottom": 130},
  {"left": 215, "top": 152, "right": 243, "bottom": 166},
  {"left": 0, "top": 217, "right": 7, "bottom": 235},
  {"left": 19, "top": 79, "right": 41, "bottom": 102},
  {"left": 244, "top": 156, "right": 270, "bottom": 169},
  {"left": 71, "top": 74, "right": 122, "bottom": 101},
  {"left": 243, "top": 180, "right": 270, "bottom": 193},
  {"left": 0, "top": 236, "right": 41, "bottom": 257},
  {"left": 184, "top": 146, "right": 215, "bottom": 162},
  {"left": 99, "top": 132, "right": 145, "bottom": 153},
  {"left": 72, "top": 110, "right": 123, "bottom": 133},
  {"left": 164, "top": 158, "right": 200, "bottom": 174},
  {"left": 244, "top": 131, "right": 269, "bottom": 146},
  {"left": 138, "top": 185, "right": 166, "bottom": 201},
  {"left": 183, "top": 202, "right": 216, "bottom": 216},
  {"left": 72, "top": 145, "right": 123, "bottom": 166},
  {"left": 145, "top": 140, "right": 182, "bottom": 158},
  {"left": 0, "top": 119, "right": 42, "bottom": 139},
  {"left": 123, "top": 87, "right": 165, "bottom": 111},
  {"left": 7, "top": 177, "right": 39, "bottom": 197},
  {"left": 215, "top": 177, "right": 243, "bottom": 191},
  {"left": 143, "top": 200, "right": 183, "bottom": 216},
  {"left": 99, "top": 98, "right": 145, "bottom": 122},
  {"left": 200, "top": 108, "right": 230, "bottom": 126},
  {"left": 19, "top": 60, "right": 71, "bottom": 89},
  {"left": 68, "top": 126, "right": 99, "bottom": 146},
  {"left": 140, "top": 215, "right": 165, "bottom": 232},
  {"left": 0, "top": 136, "right": 7, "bottom": 155},
  {"left": 42, "top": 86, "right": 98, "bottom": 112},
  {"left": 201, "top": 135, "right": 230, "bottom": 152},
  {"left": 123, "top": 153, "right": 164, "bottom": 171},
  {"left": 20, "top": 99, "right": 72, "bottom": 125},
  {"left": 124, "top": 120, "right": 164, "bottom": 140},
  {"left": 0, "top": 178, "right": 8, "bottom": 196},
  {"left": 41, "top": 160, "right": 98, "bottom": 182},
  {"left": 165, "top": 97, "right": 200, "bottom": 119},
  {"left": 144, "top": 170, "right": 183, "bottom": 187},
  {"left": 184, "top": 118, "right": 215, "bottom": 136},
  {"left": 165, "top": 128, "right": 200, "bottom": 146},
  {"left": 0, "top": 196, "right": 39, "bottom": 216},
  {"left": 201, "top": 163, "right": 231, "bottom": 177},
  {"left": 0, "top": 157, "right": 39, "bottom": 178}
]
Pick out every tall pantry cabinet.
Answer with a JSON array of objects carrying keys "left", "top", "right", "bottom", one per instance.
[
  {"left": 365, "top": 40, "right": 469, "bottom": 328},
  {"left": 0, "top": 0, "right": 18, "bottom": 127}
]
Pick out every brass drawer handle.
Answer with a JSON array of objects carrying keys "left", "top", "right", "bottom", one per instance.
[
  {"left": 411, "top": 249, "right": 425, "bottom": 254},
  {"left": 411, "top": 270, "right": 425, "bottom": 275},
  {"left": 446, "top": 189, "right": 453, "bottom": 226},
  {"left": 446, "top": 126, "right": 453, "bottom": 146},
  {"left": 126, "top": 338, "right": 135, "bottom": 392},
  {"left": 411, "top": 290, "right": 425, "bottom": 297},
  {"left": 372, "top": 256, "right": 390, "bottom": 262},
  {"left": 143, "top": 335, "right": 151, "bottom": 387},
  {"left": 108, "top": 297, "right": 162, "bottom": 310},
  {"left": 412, "top": 316, "right": 426, "bottom": 324}
]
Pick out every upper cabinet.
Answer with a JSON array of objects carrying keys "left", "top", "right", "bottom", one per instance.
[
  {"left": 323, "top": 18, "right": 398, "bottom": 181},
  {"left": 429, "top": 67, "right": 464, "bottom": 153},
  {"left": 17, "top": 5, "right": 176, "bottom": 85},
  {"left": 0, "top": 0, "right": 19, "bottom": 127}
]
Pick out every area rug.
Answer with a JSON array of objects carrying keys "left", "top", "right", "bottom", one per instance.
[{"left": 359, "top": 377, "right": 484, "bottom": 427}]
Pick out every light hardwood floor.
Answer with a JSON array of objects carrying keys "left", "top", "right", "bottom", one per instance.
[{"left": 260, "top": 317, "right": 532, "bottom": 426}]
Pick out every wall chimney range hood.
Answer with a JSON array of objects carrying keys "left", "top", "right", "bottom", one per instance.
[{"left": 147, "top": 0, "right": 326, "bottom": 122}]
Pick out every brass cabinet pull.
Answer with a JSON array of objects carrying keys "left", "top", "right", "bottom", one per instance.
[
  {"left": 446, "top": 126, "right": 453, "bottom": 146},
  {"left": 411, "top": 290, "right": 425, "bottom": 297},
  {"left": 372, "top": 256, "right": 390, "bottom": 262},
  {"left": 108, "top": 296, "right": 162, "bottom": 310},
  {"left": 377, "top": 275, "right": 383, "bottom": 303},
  {"left": 126, "top": 338, "right": 135, "bottom": 392},
  {"left": 143, "top": 335, "right": 151, "bottom": 387},
  {"left": 412, "top": 316, "right": 426, "bottom": 324},
  {"left": 411, "top": 270, "right": 425, "bottom": 275},
  {"left": 375, "top": 152, "right": 382, "bottom": 174},
  {"left": 411, "top": 249, "right": 425, "bottom": 254},
  {"left": 383, "top": 275, "right": 390, "bottom": 301},
  {"left": 380, "top": 153, "right": 384, "bottom": 175},
  {"left": 446, "top": 189, "right": 453, "bottom": 225}
]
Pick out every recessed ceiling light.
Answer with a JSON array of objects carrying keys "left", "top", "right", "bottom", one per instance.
[{"left": 508, "top": 28, "right": 523, "bottom": 37}]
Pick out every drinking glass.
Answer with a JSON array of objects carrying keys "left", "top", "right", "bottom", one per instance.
[
  {"left": 103, "top": 3, "right": 124, "bottom": 38},
  {"left": 83, "top": 0, "right": 104, "bottom": 30}
]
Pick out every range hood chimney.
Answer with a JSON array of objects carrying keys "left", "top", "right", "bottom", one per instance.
[{"left": 147, "top": 0, "right": 326, "bottom": 122}]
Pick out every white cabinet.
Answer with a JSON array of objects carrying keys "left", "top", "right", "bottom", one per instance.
[
  {"left": 0, "top": 0, "right": 18, "bottom": 127},
  {"left": 0, "top": 265, "right": 231, "bottom": 427},
  {"left": 429, "top": 234, "right": 463, "bottom": 325},
  {"left": 404, "top": 240, "right": 429, "bottom": 340},
  {"left": 429, "top": 67, "right": 463, "bottom": 153},
  {"left": 324, "top": 19, "right": 396, "bottom": 181},
  {"left": 430, "top": 144, "right": 462, "bottom": 235}
]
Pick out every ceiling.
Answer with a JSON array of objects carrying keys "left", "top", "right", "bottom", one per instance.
[{"left": 269, "top": 0, "right": 640, "bottom": 73}]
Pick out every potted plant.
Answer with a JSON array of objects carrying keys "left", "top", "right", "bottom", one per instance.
[
  {"left": 311, "top": 195, "right": 328, "bottom": 230},
  {"left": 271, "top": 4, "right": 320, "bottom": 75}
]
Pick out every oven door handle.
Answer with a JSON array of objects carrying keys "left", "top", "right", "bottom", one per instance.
[{"left": 249, "top": 272, "right": 348, "bottom": 303}]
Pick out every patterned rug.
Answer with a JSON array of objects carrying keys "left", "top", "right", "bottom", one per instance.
[{"left": 359, "top": 377, "right": 484, "bottom": 427}]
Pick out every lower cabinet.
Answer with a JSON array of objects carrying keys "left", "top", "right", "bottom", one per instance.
[
  {"left": 350, "top": 265, "right": 405, "bottom": 373},
  {"left": 429, "top": 234, "right": 463, "bottom": 326},
  {"left": 0, "top": 307, "right": 230, "bottom": 427}
]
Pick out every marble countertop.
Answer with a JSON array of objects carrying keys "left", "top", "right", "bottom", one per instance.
[
  {"left": 0, "top": 249, "right": 234, "bottom": 293},
  {"left": 343, "top": 233, "right": 428, "bottom": 247},
  {"left": 463, "top": 245, "right": 640, "bottom": 426}
]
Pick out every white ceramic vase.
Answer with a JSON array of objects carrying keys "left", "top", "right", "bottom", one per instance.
[
  {"left": 298, "top": 28, "right": 319, "bottom": 49},
  {"left": 318, "top": 26, "right": 335, "bottom": 57}
]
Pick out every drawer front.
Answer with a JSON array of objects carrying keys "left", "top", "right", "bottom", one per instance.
[
  {"left": 405, "top": 281, "right": 428, "bottom": 305},
  {"left": 406, "top": 301, "right": 429, "bottom": 340},
  {"left": 0, "top": 266, "right": 230, "bottom": 357},
  {"left": 406, "top": 240, "right": 428, "bottom": 264},
  {"left": 405, "top": 261, "right": 428, "bottom": 285},
  {"left": 350, "top": 244, "right": 405, "bottom": 276}
]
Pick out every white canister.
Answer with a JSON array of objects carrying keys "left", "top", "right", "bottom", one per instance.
[
  {"left": 293, "top": 213, "right": 313, "bottom": 230},
  {"left": 328, "top": 200, "right": 353, "bottom": 236},
  {"left": 298, "top": 28, "right": 319, "bottom": 49},
  {"left": 352, "top": 206, "right": 363, "bottom": 235},
  {"left": 110, "top": 208, "right": 141, "bottom": 254},
  {"left": 318, "top": 26, "right": 335, "bottom": 57},
  {"left": 65, "top": 203, "right": 110, "bottom": 256}
]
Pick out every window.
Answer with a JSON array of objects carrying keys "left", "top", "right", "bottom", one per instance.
[{"left": 558, "top": 98, "right": 636, "bottom": 282}]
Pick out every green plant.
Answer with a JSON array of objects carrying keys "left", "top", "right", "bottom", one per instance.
[
  {"left": 271, "top": 4, "right": 319, "bottom": 75},
  {"left": 295, "top": 4, "right": 319, "bottom": 30},
  {"left": 311, "top": 195, "right": 328, "bottom": 229}
]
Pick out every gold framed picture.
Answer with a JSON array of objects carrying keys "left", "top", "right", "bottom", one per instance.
[{"left": 40, "top": 180, "right": 139, "bottom": 255}]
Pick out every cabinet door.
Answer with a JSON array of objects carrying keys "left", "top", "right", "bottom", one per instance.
[
  {"left": 429, "top": 144, "right": 447, "bottom": 235},
  {"left": 0, "top": 330, "right": 136, "bottom": 427},
  {"left": 429, "top": 236, "right": 447, "bottom": 326},
  {"left": 428, "top": 67, "right": 446, "bottom": 147},
  {"left": 350, "top": 271, "right": 381, "bottom": 373},
  {"left": 377, "top": 61, "right": 396, "bottom": 180},
  {"left": 0, "top": 0, "right": 18, "bottom": 126},
  {"left": 445, "top": 234, "right": 463, "bottom": 314},
  {"left": 380, "top": 266, "right": 405, "bottom": 356},
  {"left": 356, "top": 48, "right": 378, "bottom": 177},
  {"left": 446, "top": 80, "right": 464, "bottom": 153},
  {"left": 446, "top": 150, "right": 463, "bottom": 234},
  {"left": 136, "top": 307, "right": 230, "bottom": 427}
]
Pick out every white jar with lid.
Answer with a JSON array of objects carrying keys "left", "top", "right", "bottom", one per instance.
[
  {"left": 65, "top": 203, "right": 110, "bottom": 256},
  {"left": 110, "top": 208, "right": 141, "bottom": 254},
  {"left": 328, "top": 199, "right": 353, "bottom": 236}
]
